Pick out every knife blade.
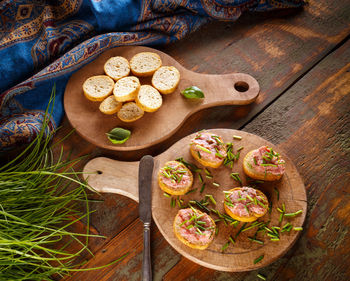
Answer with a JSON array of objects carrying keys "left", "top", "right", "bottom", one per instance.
[{"left": 138, "top": 155, "right": 154, "bottom": 281}]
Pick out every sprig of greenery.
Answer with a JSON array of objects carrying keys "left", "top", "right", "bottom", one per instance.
[{"left": 0, "top": 86, "right": 126, "bottom": 280}]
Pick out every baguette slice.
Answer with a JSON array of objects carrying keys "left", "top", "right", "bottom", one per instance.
[
  {"left": 158, "top": 161, "right": 193, "bottom": 195},
  {"left": 104, "top": 56, "right": 130, "bottom": 81},
  {"left": 243, "top": 146, "right": 285, "bottom": 181},
  {"left": 117, "top": 102, "right": 144, "bottom": 122},
  {"left": 224, "top": 187, "right": 269, "bottom": 223},
  {"left": 130, "top": 52, "right": 162, "bottom": 77},
  {"left": 135, "top": 85, "right": 162, "bottom": 112},
  {"left": 174, "top": 208, "right": 215, "bottom": 250},
  {"left": 83, "top": 75, "right": 114, "bottom": 102},
  {"left": 113, "top": 76, "right": 140, "bottom": 102},
  {"left": 99, "top": 95, "right": 122, "bottom": 115},
  {"left": 152, "top": 66, "right": 180, "bottom": 94}
]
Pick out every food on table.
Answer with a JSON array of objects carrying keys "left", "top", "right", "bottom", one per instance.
[
  {"left": 135, "top": 85, "right": 163, "bottom": 112},
  {"left": 224, "top": 187, "right": 269, "bottom": 222},
  {"left": 113, "top": 76, "right": 141, "bottom": 102},
  {"left": 104, "top": 56, "right": 130, "bottom": 81},
  {"left": 130, "top": 52, "right": 162, "bottom": 77},
  {"left": 82, "top": 75, "right": 114, "bottom": 101},
  {"left": 117, "top": 102, "right": 144, "bottom": 122},
  {"left": 181, "top": 86, "right": 204, "bottom": 99},
  {"left": 99, "top": 95, "right": 122, "bottom": 115},
  {"left": 173, "top": 208, "right": 216, "bottom": 250},
  {"left": 152, "top": 66, "right": 180, "bottom": 94},
  {"left": 158, "top": 160, "right": 193, "bottom": 195},
  {"left": 243, "top": 146, "right": 285, "bottom": 181},
  {"left": 106, "top": 127, "right": 131, "bottom": 144},
  {"left": 190, "top": 132, "right": 227, "bottom": 168}
]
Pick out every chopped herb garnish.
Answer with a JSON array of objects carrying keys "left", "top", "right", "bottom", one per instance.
[
  {"left": 196, "top": 145, "right": 212, "bottom": 154},
  {"left": 197, "top": 151, "right": 202, "bottom": 159},
  {"left": 257, "top": 273, "right": 266, "bottom": 280},
  {"left": 185, "top": 188, "right": 197, "bottom": 195},
  {"left": 200, "top": 183, "right": 206, "bottom": 193},
  {"left": 212, "top": 182, "right": 220, "bottom": 187},
  {"left": 248, "top": 237, "right": 264, "bottom": 245},
  {"left": 293, "top": 227, "right": 303, "bottom": 231},
  {"left": 254, "top": 254, "right": 264, "bottom": 264},
  {"left": 221, "top": 241, "right": 230, "bottom": 252},
  {"left": 284, "top": 210, "right": 303, "bottom": 217},
  {"left": 274, "top": 187, "right": 279, "bottom": 201},
  {"left": 233, "top": 135, "right": 242, "bottom": 140},
  {"left": 163, "top": 192, "right": 171, "bottom": 198}
]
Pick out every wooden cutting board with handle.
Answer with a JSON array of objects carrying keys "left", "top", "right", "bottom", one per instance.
[
  {"left": 83, "top": 129, "right": 307, "bottom": 272},
  {"left": 64, "top": 46, "right": 259, "bottom": 152}
]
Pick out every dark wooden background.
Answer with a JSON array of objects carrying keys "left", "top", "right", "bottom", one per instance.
[{"left": 54, "top": 0, "right": 350, "bottom": 280}]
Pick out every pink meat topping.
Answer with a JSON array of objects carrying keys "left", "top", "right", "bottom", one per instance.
[
  {"left": 225, "top": 187, "right": 267, "bottom": 217},
  {"left": 251, "top": 146, "right": 285, "bottom": 176},
  {"left": 175, "top": 208, "right": 215, "bottom": 245},
  {"left": 190, "top": 132, "right": 227, "bottom": 162},
  {"left": 159, "top": 161, "right": 192, "bottom": 190}
]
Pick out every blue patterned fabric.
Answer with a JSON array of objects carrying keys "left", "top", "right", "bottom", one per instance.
[{"left": 0, "top": 0, "right": 305, "bottom": 151}]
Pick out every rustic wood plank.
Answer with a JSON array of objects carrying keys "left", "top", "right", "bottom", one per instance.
[
  {"left": 163, "top": 37, "right": 350, "bottom": 281},
  {"left": 160, "top": 0, "right": 350, "bottom": 134}
]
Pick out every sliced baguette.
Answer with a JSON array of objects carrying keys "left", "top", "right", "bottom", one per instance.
[
  {"left": 83, "top": 75, "right": 114, "bottom": 102},
  {"left": 99, "top": 95, "right": 122, "bottom": 115},
  {"left": 135, "top": 85, "right": 162, "bottom": 112},
  {"left": 173, "top": 208, "right": 215, "bottom": 250},
  {"left": 130, "top": 52, "right": 162, "bottom": 77},
  {"left": 117, "top": 102, "right": 144, "bottom": 122},
  {"left": 104, "top": 56, "right": 130, "bottom": 81},
  {"left": 158, "top": 161, "right": 193, "bottom": 195},
  {"left": 113, "top": 76, "right": 140, "bottom": 102},
  {"left": 152, "top": 66, "right": 180, "bottom": 94}
]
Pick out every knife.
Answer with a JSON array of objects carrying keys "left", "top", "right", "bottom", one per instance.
[{"left": 138, "top": 155, "right": 154, "bottom": 281}]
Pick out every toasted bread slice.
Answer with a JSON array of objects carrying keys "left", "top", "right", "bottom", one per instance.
[
  {"left": 174, "top": 208, "right": 215, "bottom": 250},
  {"left": 190, "top": 132, "right": 227, "bottom": 168},
  {"left": 158, "top": 161, "right": 193, "bottom": 195},
  {"left": 152, "top": 66, "right": 180, "bottom": 94},
  {"left": 135, "top": 85, "right": 162, "bottom": 113},
  {"left": 99, "top": 95, "right": 122, "bottom": 115},
  {"left": 83, "top": 75, "right": 114, "bottom": 102},
  {"left": 113, "top": 76, "right": 140, "bottom": 102},
  {"left": 224, "top": 187, "right": 269, "bottom": 222},
  {"left": 243, "top": 146, "right": 285, "bottom": 181},
  {"left": 104, "top": 56, "right": 130, "bottom": 81},
  {"left": 130, "top": 52, "right": 162, "bottom": 77},
  {"left": 117, "top": 102, "right": 144, "bottom": 122}
]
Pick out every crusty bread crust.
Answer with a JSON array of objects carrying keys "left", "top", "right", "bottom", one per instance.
[
  {"left": 224, "top": 188, "right": 269, "bottom": 223},
  {"left": 173, "top": 209, "right": 215, "bottom": 250},
  {"left": 99, "top": 95, "right": 122, "bottom": 115},
  {"left": 157, "top": 161, "right": 193, "bottom": 195},
  {"left": 83, "top": 75, "right": 114, "bottom": 102},
  {"left": 243, "top": 150, "right": 283, "bottom": 181},
  {"left": 152, "top": 66, "right": 180, "bottom": 94},
  {"left": 117, "top": 102, "right": 144, "bottom": 122},
  {"left": 130, "top": 52, "right": 162, "bottom": 77},
  {"left": 113, "top": 76, "right": 140, "bottom": 102},
  {"left": 104, "top": 56, "right": 130, "bottom": 81}
]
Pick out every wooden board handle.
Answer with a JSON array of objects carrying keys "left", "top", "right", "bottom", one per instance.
[
  {"left": 183, "top": 71, "right": 259, "bottom": 106},
  {"left": 83, "top": 157, "right": 139, "bottom": 202}
]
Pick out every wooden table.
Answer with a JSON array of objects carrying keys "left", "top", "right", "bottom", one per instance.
[{"left": 56, "top": 1, "right": 350, "bottom": 280}]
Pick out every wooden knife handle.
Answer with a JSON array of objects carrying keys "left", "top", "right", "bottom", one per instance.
[{"left": 142, "top": 222, "right": 152, "bottom": 281}]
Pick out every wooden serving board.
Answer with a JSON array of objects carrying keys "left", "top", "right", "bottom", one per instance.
[
  {"left": 83, "top": 129, "right": 307, "bottom": 272},
  {"left": 64, "top": 47, "right": 259, "bottom": 151}
]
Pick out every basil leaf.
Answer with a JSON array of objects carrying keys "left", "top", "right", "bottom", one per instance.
[
  {"left": 181, "top": 86, "right": 204, "bottom": 99},
  {"left": 106, "top": 127, "right": 131, "bottom": 144}
]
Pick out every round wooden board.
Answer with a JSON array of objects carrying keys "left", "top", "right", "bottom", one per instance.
[
  {"left": 83, "top": 129, "right": 307, "bottom": 272},
  {"left": 64, "top": 46, "right": 259, "bottom": 152}
]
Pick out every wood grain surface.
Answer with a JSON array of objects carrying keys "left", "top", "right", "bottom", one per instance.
[
  {"left": 53, "top": 1, "right": 350, "bottom": 280},
  {"left": 64, "top": 46, "right": 259, "bottom": 151},
  {"left": 83, "top": 129, "right": 306, "bottom": 272}
]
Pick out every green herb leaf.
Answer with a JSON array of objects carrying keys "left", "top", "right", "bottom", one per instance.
[
  {"left": 106, "top": 127, "right": 131, "bottom": 144},
  {"left": 181, "top": 86, "right": 205, "bottom": 99}
]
